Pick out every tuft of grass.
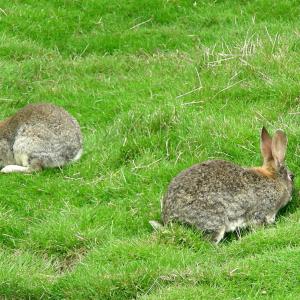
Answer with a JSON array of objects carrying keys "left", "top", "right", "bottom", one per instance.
[{"left": 0, "top": 0, "right": 299, "bottom": 298}]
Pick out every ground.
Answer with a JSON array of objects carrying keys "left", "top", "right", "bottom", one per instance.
[{"left": 0, "top": 0, "right": 299, "bottom": 299}]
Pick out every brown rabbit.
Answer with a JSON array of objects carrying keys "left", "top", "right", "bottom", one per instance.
[
  {"left": 0, "top": 103, "right": 82, "bottom": 173},
  {"left": 153, "top": 127, "right": 294, "bottom": 243}
]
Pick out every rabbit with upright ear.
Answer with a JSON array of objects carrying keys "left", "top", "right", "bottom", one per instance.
[
  {"left": 0, "top": 103, "right": 83, "bottom": 173},
  {"left": 161, "top": 127, "right": 294, "bottom": 243}
]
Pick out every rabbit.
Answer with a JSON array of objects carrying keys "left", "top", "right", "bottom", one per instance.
[
  {"left": 0, "top": 103, "right": 83, "bottom": 173},
  {"left": 158, "top": 127, "right": 294, "bottom": 243}
]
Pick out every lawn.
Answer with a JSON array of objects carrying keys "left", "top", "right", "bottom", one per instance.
[{"left": 0, "top": 0, "right": 299, "bottom": 299}]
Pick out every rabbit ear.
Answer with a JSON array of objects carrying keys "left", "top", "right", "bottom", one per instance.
[
  {"left": 260, "top": 127, "right": 273, "bottom": 163},
  {"left": 271, "top": 130, "right": 287, "bottom": 167}
]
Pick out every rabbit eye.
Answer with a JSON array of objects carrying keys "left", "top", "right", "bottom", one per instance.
[{"left": 288, "top": 173, "right": 294, "bottom": 181}]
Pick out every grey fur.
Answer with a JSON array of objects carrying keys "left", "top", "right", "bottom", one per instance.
[
  {"left": 0, "top": 103, "right": 83, "bottom": 172},
  {"left": 162, "top": 128, "right": 293, "bottom": 243}
]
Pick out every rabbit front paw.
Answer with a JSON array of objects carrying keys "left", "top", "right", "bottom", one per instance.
[{"left": 265, "top": 214, "right": 276, "bottom": 225}]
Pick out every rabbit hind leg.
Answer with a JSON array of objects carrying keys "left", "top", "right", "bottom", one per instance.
[
  {"left": 13, "top": 132, "right": 67, "bottom": 169},
  {"left": 1, "top": 158, "right": 42, "bottom": 173},
  {"left": 210, "top": 226, "right": 226, "bottom": 244},
  {"left": 13, "top": 152, "right": 42, "bottom": 172},
  {"left": 1, "top": 153, "right": 33, "bottom": 173},
  {"left": 1, "top": 165, "right": 30, "bottom": 173}
]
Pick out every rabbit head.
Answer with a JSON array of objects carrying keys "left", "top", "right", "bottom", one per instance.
[{"left": 0, "top": 139, "right": 14, "bottom": 167}]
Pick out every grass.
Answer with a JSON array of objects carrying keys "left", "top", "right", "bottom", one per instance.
[{"left": 0, "top": 0, "right": 299, "bottom": 298}]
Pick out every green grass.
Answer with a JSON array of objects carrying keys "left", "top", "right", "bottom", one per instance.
[{"left": 0, "top": 0, "right": 299, "bottom": 298}]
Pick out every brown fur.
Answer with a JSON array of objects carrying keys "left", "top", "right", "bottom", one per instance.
[{"left": 251, "top": 166, "right": 276, "bottom": 178}]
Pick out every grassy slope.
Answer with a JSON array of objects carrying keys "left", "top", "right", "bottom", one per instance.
[{"left": 0, "top": 0, "right": 299, "bottom": 298}]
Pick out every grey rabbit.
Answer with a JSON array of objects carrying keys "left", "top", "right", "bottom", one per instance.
[
  {"left": 0, "top": 103, "right": 82, "bottom": 173},
  {"left": 153, "top": 127, "right": 294, "bottom": 243}
]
